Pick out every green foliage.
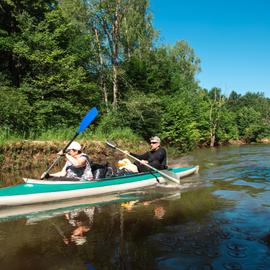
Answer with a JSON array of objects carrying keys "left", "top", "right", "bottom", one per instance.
[
  {"left": 94, "top": 109, "right": 127, "bottom": 136},
  {"left": 224, "top": 91, "right": 270, "bottom": 142},
  {"left": 0, "top": 85, "right": 32, "bottom": 134},
  {"left": 0, "top": 1, "right": 100, "bottom": 132},
  {"left": 0, "top": 0, "right": 269, "bottom": 152},
  {"left": 216, "top": 109, "right": 239, "bottom": 141},
  {"left": 32, "top": 99, "right": 79, "bottom": 130},
  {"left": 169, "top": 40, "right": 200, "bottom": 92},
  {"left": 37, "top": 127, "right": 75, "bottom": 141},
  {"left": 236, "top": 107, "right": 263, "bottom": 142},
  {"left": 121, "top": 92, "right": 163, "bottom": 139},
  {"left": 124, "top": 41, "right": 200, "bottom": 96},
  {"left": 161, "top": 94, "right": 200, "bottom": 152},
  {"left": 0, "top": 130, "right": 22, "bottom": 145},
  {"left": 92, "top": 109, "right": 142, "bottom": 142},
  {"left": 94, "top": 127, "right": 140, "bottom": 142}
]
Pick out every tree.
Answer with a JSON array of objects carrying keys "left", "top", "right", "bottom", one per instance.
[
  {"left": 169, "top": 40, "right": 200, "bottom": 93},
  {"left": 124, "top": 40, "right": 200, "bottom": 99},
  {"left": 0, "top": 0, "right": 56, "bottom": 86},
  {"left": 202, "top": 88, "right": 226, "bottom": 147},
  {"left": 86, "top": 0, "right": 155, "bottom": 109},
  {"left": 19, "top": 8, "right": 99, "bottom": 128},
  {"left": 161, "top": 93, "right": 200, "bottom": 152},
  {"left": 0, "top": 85, "right": 31, "bottom": 133},
  {"left": 122, "top": 91, "right": 163, "bottom": 139},
  {"left": 0, "top": 0, "right": 101, "bottom": 131},
  {"left": 236, "top": 106, "right": 262, "bottom": 142}
]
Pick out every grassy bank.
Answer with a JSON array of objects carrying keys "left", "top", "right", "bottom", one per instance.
[{"left": 0, "top": 127, "right": 142, "bottom": 145}]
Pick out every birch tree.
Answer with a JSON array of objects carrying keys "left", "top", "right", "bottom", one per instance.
[
  {"left": 87, "top": 0, "right": 154, "bottom": 109},
  {"left": 207, "top": 88, "right": 226, "bottom": 147}
]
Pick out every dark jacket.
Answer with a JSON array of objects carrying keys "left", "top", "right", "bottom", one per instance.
[{"left": 131, "top": 147, "right": 167, "bottom": 171}]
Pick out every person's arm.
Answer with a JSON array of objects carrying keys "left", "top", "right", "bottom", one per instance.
[
  {"left": 49, "top": 163, "right": 68, "bottom": 177},
  {"left": 65, "top": 154, "right": 87, "bottom": 168},
  {"left": 41, "top": 163, "right": 67, "bottom": 179},
  {"left": 130, "top": 151, "right": 149, "bottom": 161}
]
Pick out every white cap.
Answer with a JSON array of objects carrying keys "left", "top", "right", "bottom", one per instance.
[
  {"left": 150, "top": 136, "right": 161, "bottom": 143},
  {"left": 67, "top": 141, "right": 81, "bottom": 151}
]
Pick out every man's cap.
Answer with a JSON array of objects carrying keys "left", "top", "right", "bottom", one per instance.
[
  {"left": 67, "top": 141, "right": 82, "bottom": 151},
  {"left": 150, "top": 136, "right": 161, "bottom": 143}
]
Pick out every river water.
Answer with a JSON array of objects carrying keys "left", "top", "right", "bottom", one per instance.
[{"left": 0, "top": 144, "right": 270, "bottom": 270}]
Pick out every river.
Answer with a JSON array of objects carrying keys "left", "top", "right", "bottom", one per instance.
[{"left": 0, "top": 144, "right": 270, "bottom": 270}]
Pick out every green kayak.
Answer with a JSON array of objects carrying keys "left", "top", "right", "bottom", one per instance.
[{"left": 0, "top": 166, "right": 199, "bottom": 206}]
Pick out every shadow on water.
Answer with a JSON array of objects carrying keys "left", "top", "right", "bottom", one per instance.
[{"left": 0, "top": 144, "right": 270, "bottom": 269}]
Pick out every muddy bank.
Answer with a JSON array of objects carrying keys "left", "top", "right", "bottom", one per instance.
[
  {"left": 228, "top": 138, "right": 270, "bottom": 145},
  {"left": 0, "top": 139, "right": 149, "bottom": 173},
  {"left": 257, "top": 138, "right": 270, "bottom": 143},
  {"left": 1, "top": 138, "right": 269, "bottom": 186},
  {"left": 207, "top": 138, "right": 270, "bottom": 146},
  {"left": 1, "top": 137, "right": 269, "bottom": 172}
]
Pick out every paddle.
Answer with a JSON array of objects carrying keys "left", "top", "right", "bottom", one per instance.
[
  {"left": 105, "top": 141, "right": 180, "bottom": 185},
  {"left": 41, "top": 107, "right": 98, "bottom": 179}
]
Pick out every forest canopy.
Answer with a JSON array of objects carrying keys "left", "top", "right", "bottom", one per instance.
[{"left": 1, "top": 0, "right": 270, "bottom": 151}]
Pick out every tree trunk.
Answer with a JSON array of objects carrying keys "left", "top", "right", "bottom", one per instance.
[
  {"left": 111, "top": 1, "right": 120, "bottom": 108},
  {"left": 112, "top": 63, "right": 118, "bottom": 108},
  {"left": 123, "top": 16, "right": 131, "bottom": 60},
  {"left": 100, "top": 73, "right": 109, "bottom": 112},
  {"left": 94, "top": 27, "right": 109, "bottom": 112},
  {"left": 210, "top": 133, "right": 216, "bottom": 147}
]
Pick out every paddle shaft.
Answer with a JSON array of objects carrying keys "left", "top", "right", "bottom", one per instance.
[
  {"left": 43, "top": 107, "right": 98, "bottom": 178},
  {"left": 107, "top": 143, "right": 180, "bottom": 184}
]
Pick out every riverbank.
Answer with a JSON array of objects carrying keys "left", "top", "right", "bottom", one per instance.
[
  {"left": 1, "top": 137, "right": 269, "bottom": 172},
  {"left": 228, "top": 138, "right": 270, "bottom": 145},
  {"left": 0, "top": 139, "right": 150, "bottom": 186},
  {"left": 0, "top": 139, "right": 149, "bottom": 172}
]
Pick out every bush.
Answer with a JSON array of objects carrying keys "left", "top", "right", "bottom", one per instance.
[
  {"left": 0, "top": 86, "right": 32, "bottom": 134},
  {"left": 161, "top": 95, "right": 200, "bottom": 152},
  {"left": 122, "top": 92, "right": 163, "bottom": 139}
]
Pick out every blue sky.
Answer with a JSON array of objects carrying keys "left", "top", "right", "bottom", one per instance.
[{"left": 149, "top": 0, "right": 270, "bottom": 97}]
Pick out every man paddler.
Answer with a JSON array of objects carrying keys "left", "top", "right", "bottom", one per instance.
[{"left": 126, "top": 136, "right": 167, "bottom": 172}]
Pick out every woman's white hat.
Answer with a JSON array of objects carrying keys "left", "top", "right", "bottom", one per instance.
[{"left": 67, "top": 141, "right": 81, "bottom": 151}]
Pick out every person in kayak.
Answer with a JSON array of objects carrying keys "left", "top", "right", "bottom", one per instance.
[
  {"left": 40, "top": 141, "right": 93, "bottom": 180},
  {"left": 127, "top": 136, "right": 167, "bottom": 172}
]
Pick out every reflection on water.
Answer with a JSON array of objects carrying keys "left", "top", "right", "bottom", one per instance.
[
  {"left": 0, "top": 144, "right": 270, "bottom": 269},
  {"left": 62, "top": 207, "right": 94, "bottom": 245}
]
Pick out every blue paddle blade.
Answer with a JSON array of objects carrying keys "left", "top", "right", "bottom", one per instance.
[{"left": 78, "top": 107, "right": 98, "bottom": 134}]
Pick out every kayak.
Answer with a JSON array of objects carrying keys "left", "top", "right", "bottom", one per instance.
[{"left": 0, "top": 166, "right": 199, "bottom": 206}]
